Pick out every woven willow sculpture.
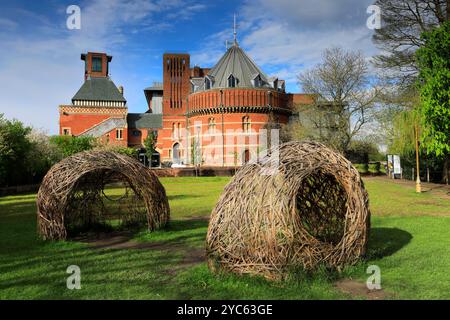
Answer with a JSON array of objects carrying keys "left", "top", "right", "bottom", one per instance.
[
  {"left": 206, "top": 141, "right": 370, "bottom": 279},
  {"left": 37, "top": 151, "right": 170, "bottom": 240}
]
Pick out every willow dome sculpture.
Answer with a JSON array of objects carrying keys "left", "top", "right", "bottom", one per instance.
[
  {"left": 37, "top": 151, "right": 170, "bottom": 240},
  {"left": 206, "top": 141, "right": 370, "bottom": 279}
]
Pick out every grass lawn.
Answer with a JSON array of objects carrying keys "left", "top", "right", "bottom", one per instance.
[{"left": 0, "top": 176, "right": 449, "bottom": 299}]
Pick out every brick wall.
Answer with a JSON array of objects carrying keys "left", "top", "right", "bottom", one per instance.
[
  {"left": 162, "top": 53, "right": 191, "bottom": 114},
  {"left": 187, "top": 88, "right": 291, "bottom": 111}
]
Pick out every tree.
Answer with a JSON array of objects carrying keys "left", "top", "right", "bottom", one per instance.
[
  {"left": 0, "top": 114, "right": 32, "bottom": 186},
  {"left": 27, "top": 129, "right": 61, "bottom": 182},
  {"left": 416, "top": 21, "right": 450, "bottom": 183},
  {"left": 297, "top": 47, "right": 379, "bottom": 153},
  {"left": 373, "top": 0, "right": 449, "bottom": 88},
  {"left": 93, "top": 144, "right": 138, "bottom": 158},
  {"left": 49, "top": 135, "right": 96, "bottom": 157},
  {"left": 143, "top": 130, "right": 157, "bottom": 166}
]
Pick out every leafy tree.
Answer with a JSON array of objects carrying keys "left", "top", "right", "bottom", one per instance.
[
  {"left": 345, "top": 140, "right": 382, "bottom": 164},
  {"left": 49, "top": 135, "right": 96, "bottom": 157},
  {"left": 373, "top": 0, "right": 449, "bottom": 88},
  {"left": 297, "top": 47, "right": 379, "bottom": 153},
  {"left": 143, "top": 130, "right": 157, "bottom": 166},
  {"left": 388, "top": 108, "right": 420, "bottom": 157},
  {"left": 93, "top": 144, "right": 138, "bottom": 158},
  {"left": 0, "top": 114, "right": 32, "bottom": 186},
  {"left": 416, "top": 21, "right": 450, "bottom": 183},
  {"left": 27, "top": 129, "right": 61, "bottom": 182}
]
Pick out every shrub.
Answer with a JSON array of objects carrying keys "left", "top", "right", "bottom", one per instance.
[{"left": 49, "top": 135, "right": 96, "bottom": 157}]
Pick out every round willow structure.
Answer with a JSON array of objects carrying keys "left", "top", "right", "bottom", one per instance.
[
  {"left": 206, "top": 141, "right": 370, "bottom": 279},
  {"left": 37, "top": 151, "right": 170, "bottom": 240}
]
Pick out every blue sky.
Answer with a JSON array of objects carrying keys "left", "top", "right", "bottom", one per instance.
[{"left": 0, "top": 0, "right": 377, "bottom": 134}]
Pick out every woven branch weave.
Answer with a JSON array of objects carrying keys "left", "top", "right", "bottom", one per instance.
[
  {"left": 37, "top": 151, "right": 170, "bottom": 240},
  {"left": 206, "top": 141, "right": 370, "bottom": 279}
]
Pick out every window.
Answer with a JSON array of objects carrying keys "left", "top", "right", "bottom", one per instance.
[
  {"left": 177, "top": 123, "right": 182, "bottom": 139},
  {"left": 132, "top": 130, "right": 141, "bottom": 137},
  {"left": 92, "top": 57, "right": 102, "bottom": 72},
  {"left": 205, "top": 78, "right": 211, "bottom": 90},
  {"left": 172, "top": 123, "right": 176, "bottom": 138},
  {"left": 272, "top": 79, "right": 278, "bottom": 90},
  {"left": 116, "top": 128, "right": 123, "bottom": 140},
  {"left": 62, "top": 128, "right": 71, "bottom": 136},
  {"left": 228, "top": 74, "right": 236, "bottom": 88},
  {"left": 208, "top": 118, "right": 216, "bottom": 133},
  {"left": 253, "top": 75, "right": 262, "bottom": 88},
  {"left": 242, "top": 116, "right": 251, "bottom": 133}
]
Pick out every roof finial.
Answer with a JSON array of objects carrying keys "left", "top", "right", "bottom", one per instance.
[{"left": 233, "top": 13, "right": 238, "bottom": 46}]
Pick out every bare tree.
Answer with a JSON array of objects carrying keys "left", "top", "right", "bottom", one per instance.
[
  {"left": 297, "top": 48, "right": 379, "bottom": 153},
  {"left": 373, "top": 0, "right": 449, "bottom": 87}
]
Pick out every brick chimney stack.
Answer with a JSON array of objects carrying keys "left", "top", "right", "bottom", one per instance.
[{"left": 81, "top": 52, "right": 112, "bottom": 80}]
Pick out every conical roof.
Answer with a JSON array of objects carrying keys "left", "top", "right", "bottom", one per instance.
[{"left": 207, "top": 44, "right": 271, "bottom": 89}]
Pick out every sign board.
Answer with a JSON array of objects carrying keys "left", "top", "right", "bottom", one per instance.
[
  {"left": 393, "top": 155, "right": 401, "bottom": 175},
  {"left": 387, "top": 154, "right": 401, "bottom": 178}
]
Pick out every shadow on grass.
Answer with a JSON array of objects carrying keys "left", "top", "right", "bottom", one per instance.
[
  {"left": 366, "top": 227, "right": 412, "bottom": 259},
  {"left": 167, "top": 194, "right": 202, "bottom": 201},
  {"left": 166, "top": 219, "right": 209, "bottom": 232}
]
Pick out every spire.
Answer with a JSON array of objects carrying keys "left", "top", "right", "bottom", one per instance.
[{"left": 233, "top": 14, "right": 238, "bottom": 46}]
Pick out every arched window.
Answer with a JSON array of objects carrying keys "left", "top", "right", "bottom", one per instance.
[
  {"left": 208, "top": 118, "right": 216, "bottom": 133},
  {"left": 242, "top": 116, "right": 251, "bottom": 133},
  {"left": 172, "top": 143, "right": 181, "bottom": 164},
  {"left": 228, "top": 74, "right": 236, "bottom": 88}
]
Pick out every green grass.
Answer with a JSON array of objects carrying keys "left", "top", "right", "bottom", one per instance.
[{"left": 0, "top": 176, "right": 449, "bottom": 299}]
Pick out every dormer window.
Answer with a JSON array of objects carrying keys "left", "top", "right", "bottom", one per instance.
[
  {"left": 92, "top": 57, "right": 102, "bottom": 72},
  {"left": 272, "top": 79, "right": 278, "bottom": 90},
  {"left": 228, "top": 74, "right": 237, "bottom": 88},
  {"left": 205, "top": 77, "right": 211, "bottom": 90},
  {"left": 252, "top": 74, "right": 262, "bottom": 88}
]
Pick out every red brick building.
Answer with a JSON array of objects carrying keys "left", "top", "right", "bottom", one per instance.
[{"left": 59, "top": 42, "right": 314, "bottom": 167}]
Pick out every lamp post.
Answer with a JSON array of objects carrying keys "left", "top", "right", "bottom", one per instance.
[{"left": 415, "top": 122, "right": 421, "bottom": 193}]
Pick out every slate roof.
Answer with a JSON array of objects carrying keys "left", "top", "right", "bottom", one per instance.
[
  {"left": 78, "top": 118, "right": 127, "bottom": 137},
  {"left": 207, "top": 44, "right": 271, "bottom": 89},
  {"left": 190, "top": 77, "right": 205, "bottom": 92},
  {"left": 127, "top": 113, "right": 163, "bottom": 129},
  {"left": 72, "top": 77, "right": 126, "bottom": 102}
]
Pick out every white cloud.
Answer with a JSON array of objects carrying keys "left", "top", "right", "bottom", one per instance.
[
  {"left": 0, "top": 0, "right": 207, "bottom": 134},
  {"left": 0, "top": 18, "right": 18, "bottom": 30},
  {"left": 191, "top": 0, "right": 380, "bottom": 93}
]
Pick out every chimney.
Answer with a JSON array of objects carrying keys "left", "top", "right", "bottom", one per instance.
[{"left": 118, "top": 86, "right": 124, "bottom": 95}]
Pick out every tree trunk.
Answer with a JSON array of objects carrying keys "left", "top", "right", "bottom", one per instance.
[{"left": 443, "top": 156, "right": 449, "bottom": 185}]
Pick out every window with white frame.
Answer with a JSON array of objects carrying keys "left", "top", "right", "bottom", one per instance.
[
  {"left": 116, "top": 128, "right": 123, "bottom": 140},
  {"left": 253, "top": 75, "right": 262, "bottom": 88}
]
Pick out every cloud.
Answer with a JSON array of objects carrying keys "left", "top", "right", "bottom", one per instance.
[
  {"left": 0, "top": 0, "right": 207, "bottom": 133},
  {"left": 0, "top": 18, "right": 18, "bottom": 30},
  {"left": 191, "top": 0, "right": 379, "bottom": 93}
]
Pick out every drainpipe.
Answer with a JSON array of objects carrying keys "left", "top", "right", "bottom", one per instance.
[
  {"left": 186, "top": 96, "right": 190, "bottom": 165},
  {"left": 220, "top": 90, "right": 225, "bottom": 167}
]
